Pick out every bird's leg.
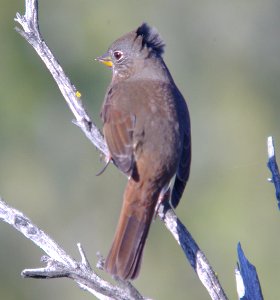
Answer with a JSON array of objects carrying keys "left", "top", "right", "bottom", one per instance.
[{"left": 154, "top": 185, "right": 171, "bottom": 219}]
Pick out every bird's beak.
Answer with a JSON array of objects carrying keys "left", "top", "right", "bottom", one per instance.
[{"left": 96, "top": 52, "right": 113, "bottom": 68}]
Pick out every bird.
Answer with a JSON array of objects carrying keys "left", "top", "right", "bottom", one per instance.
[{"left": 96, "top": 23, "right": 191, "bottom": 280}]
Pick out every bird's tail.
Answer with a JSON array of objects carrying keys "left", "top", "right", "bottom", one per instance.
[{"left": 105, "top": 179, "right": 158, "bottom": 280}]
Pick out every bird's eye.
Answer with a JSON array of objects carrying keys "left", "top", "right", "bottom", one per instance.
[{"left": 113, "top": 51, "right": 123, "bottom": 61}]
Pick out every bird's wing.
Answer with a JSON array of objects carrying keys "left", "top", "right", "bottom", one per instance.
[
  {"left": 102, "top": 105, "right": 136, "bottom": 177},
  {"left": 171, "top": 130, "right": 191, "bottom": 208},
  {"left": 170, "top": 88, "right": 191, "bottom": 209}
]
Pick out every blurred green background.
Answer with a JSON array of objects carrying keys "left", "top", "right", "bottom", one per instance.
[{"left": 1, "top": 1, "right": 280, "bottom": 299}]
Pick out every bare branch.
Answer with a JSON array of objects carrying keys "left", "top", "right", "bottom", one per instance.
[
  {"left": 267, "top": 136, "right": 280, "bottom": 209},
  {"left": 0, "top": 199, "right": 75, "bottom": 268},
  {"left": 235, "top": 243, "right": 263, "bottom": 300},
  {"left": 5, "top": 0, "right": 229, "bottom": 299},
  {"left": 0, "top": 197, "right": 146, "bottom": 300},
  {"left": 158, "top": 204, "right": 228, "bottom": 300},
  {"left": 15, "top": 0, "right": 109, "bottom": 158}
]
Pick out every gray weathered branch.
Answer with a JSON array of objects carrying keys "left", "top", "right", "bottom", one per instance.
[
  {"left": 1, "top": 0, "right": 230, "bottom": 299},
  {"left": 267, "top": 136, "right": 280, "bottom": 209},
  {"left": 235, "top": 243, "right": 263, "bottom": 300},
  {"left": 15, "top": 0, "right": 109, "bottom": 158},
  {"left": 0, "top": 198, "right": 146, "bottom": 300},
  {"left": 158, "top": 204, "right": 228, "bottom": 300}
]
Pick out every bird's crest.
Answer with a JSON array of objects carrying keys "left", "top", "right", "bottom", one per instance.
[{"left": 136, "top": 23, "right": 165, "bottom": 56}]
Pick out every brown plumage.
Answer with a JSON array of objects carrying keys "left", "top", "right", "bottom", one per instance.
[{"left": 97, "top": 23, "right": 191, "bottom": 280}]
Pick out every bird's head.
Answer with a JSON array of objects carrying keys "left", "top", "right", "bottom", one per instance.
[{"left": 96, "top": 23, "right": 165, "bottom": 80}]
